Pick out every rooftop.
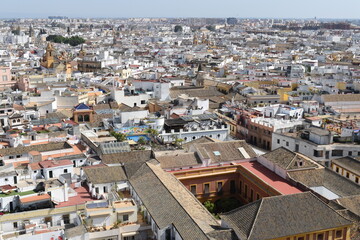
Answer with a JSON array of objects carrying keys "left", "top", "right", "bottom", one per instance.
[{"left": 238, "top": 161, "right": 303, "bottom": 195}]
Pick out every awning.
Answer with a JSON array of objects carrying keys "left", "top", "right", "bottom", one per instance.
[
  {"left": 88, "top": 212, "right": 111, "bottom": 217},
  {"left": 122, "top": 232, "right": 138, "bottom": 237}
]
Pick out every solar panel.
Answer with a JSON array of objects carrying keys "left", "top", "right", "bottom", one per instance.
[
  {"left": 31, "top": 118, "right": 61, "bottom": 126},
  {"left": 86, "top": 201, "right": 109, "bottom": 209}
]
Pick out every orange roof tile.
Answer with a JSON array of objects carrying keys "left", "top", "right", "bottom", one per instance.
[
  {"left": 20, "top": 194, "right": 50, "bottom": 203},
  {"left": 29, "top": 162, "right": 42, "bottom": 170}
]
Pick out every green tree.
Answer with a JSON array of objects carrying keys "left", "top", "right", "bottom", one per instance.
[
  {"left": 137, "top": 137, "right": 147, "bottom": 145},
  {"left": 215, "top": 198, "right": 241, "bottom": 213},
  {"left": 174, "top": 138, "right": 184, "bottom": 147},
  {"left": 206, "top": 25, "right": 216, "bottom": 32},
  {"left": 110, "top": 131, "right": 127, "bottom": 142},
  {"left": 46, "top": 35, "right": 85, "bottom": 46},
  {"left": 174, "top": 25, "right": 183, "bottom": 33},
  {"left": 67, "top": 36, "right": 86, "bottom": 46},
  {"left": 146, "top": 128, "right": 159, "bottom": 137},
  {"left": 203, "top": 200, "right": 215, "bottom": 214}
]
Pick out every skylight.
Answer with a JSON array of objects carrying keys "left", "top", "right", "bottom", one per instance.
[{"left": 213, "top": 151, "right": 221, "bottom": 156}]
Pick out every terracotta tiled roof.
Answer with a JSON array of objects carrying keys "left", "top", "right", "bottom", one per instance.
[{"left": 20, "top": 194, "right": 51, "bottom": 203}]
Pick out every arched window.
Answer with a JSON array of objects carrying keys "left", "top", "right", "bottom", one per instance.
[
  {"left": 84, "top": 115, "right": 90, "bottom": 122},
  {"left": 78, "top": 115, "right": 84, "bottom": 122}
]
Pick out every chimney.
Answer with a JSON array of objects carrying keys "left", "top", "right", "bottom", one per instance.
[{"left": 29, "top": 151, "right": 42, "bottom": 163}]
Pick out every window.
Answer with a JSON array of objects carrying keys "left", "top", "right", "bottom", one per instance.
[
  {"left": 244, "top": 184, "right": 248, "bottom": 198},
  {"left": 250, "top": 189, "right": 254, "bottom": 202},
  {"left": 230, "top": 180, "right": 236, "bottom": 194},
  {"left": 190, "top": 185, "right": 197, "bottom": 195},
  {"left": 2, "top": 75, "right": 8, "bottom": 81},
  {"left": 256, "top": 193, "right": 260, "bottom": 200},
  {"left": 95, "top": 187, "right": 99, "bottom": 194},
  {"left": 336, "top": 167, "right": 339, "bottom": 173},
  {"left": 141, "top": 100, "right": 146, "bottom": 104},
  {"left": 356, "top": 177, "right": 359, "bottom": 184},
  {"left": 317, "top": 233, "right": 324, "bottom": 240},
  {"left": 313, "top": 150, "right": 324, "bottom": 157},
  {"left": 239, "top": 180, "right": 242, "bottom": 194},
  {"left": 297, "top": 237, "right": 304, "bottom": 240},
  {"left": 123, "top": 214, "right": 129, "bottom": 222},
  {"left": 336, "top": 230, "right": 342, "bottom": 238},
  {"left": 84, "top": 115, "right": 90, "bottom": 122},
  {"left": 204, "top": 183, "right": 210, "bottom": 194},
  {"left": 16, "top": 155, "right": 21, "bottom": 158},
  {"left": 286, "top": 142, "right": 289, "bottom": 147},
  {"left": 349, "top": 151, "right": 352, "bottom": 156},
  {"left": 62, "top": 214, "right": 70, "bottom": 224},
  {"left": 13, "top": 222, "right": 18, "bottom": 229},
  {"left": 103, "top": 186, "right": 108, "bottom": 193},
  {"left": 64, "top": 169, "right": 68, "bottom": 173},
  {"left": 332, "top": 150, "right": 343, "bottom": 157},
  {"left": 346, "top": 172, "right": 350, "bottom": 178},
  {"left": 217, "top": 182, "right": 223, "bottom": 192},
  {"left": 45, "top": 216, "right": 52, "bottom": 224}
]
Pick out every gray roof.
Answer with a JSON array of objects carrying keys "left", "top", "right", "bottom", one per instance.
[
  {"left": 333, "top": 157, "right": 360, "bottom": 176},
  {"left": 129, "top": 160, "right": 217, "bottom": 240},
  {"left": 53, "top": 153, "right": 86, "bottom": 161},
  {"left": 0, "top": 142, "right": 72, "bottom": 156},
  {"left": 0, "top": 170, "right": 17, "bottom": 178},
  {"left": 288, "top": 168, "right": 360, "bottom": 198},
  {"left": 156, "top": 152, "right": 202, "bottom": 169},
  {"left": 335, "top": 195, "right": 360, "bottom": 216},
  {"left": 195, "top": 140, "right": 257, "bottom": 163},
  {"left": 170, "top": 86, "right": 224, "bottom": 99},
  {"left": 323, "top": 94, "right": 360, "bottom": 103},
  {"left": 64, "top": 225, "right": 87, "bottom": 238},
  {"left": 99, "top": 142, "right": 131, "bottom": 155},
  {"left": 308, "top": 127, "right": 331, "bottom": 136},
  {"left": 182, "top": 136, "right": 218, "bottom": 151},
  {"left": 84, "top": 165, "right": 127, "bottom": 184},
  {"left": 31, "top": 118, "right": 62, "bottom": 126},
  {"left": 101, "top": 150, "right": 152, "bottom": 165},
  {"left": 262, "top": 147, "right": 318, "bottom": 170},
  {"left": 221, "top": 192, "right": 352, "bottom": 240}
]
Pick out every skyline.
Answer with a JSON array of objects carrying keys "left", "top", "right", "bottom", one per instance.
[{"left": 2, "top": 0, "right": 360, "bottom": 19}]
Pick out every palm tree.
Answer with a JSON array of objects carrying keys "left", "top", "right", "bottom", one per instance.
[
  {"left": 146, "top": 128, "right": 159, "bottom": 137},
  {"left": 137, "top": 137, "right": 147, "bottom": 145},
  {"left": 110, "top": 131, "right": 127, "bottom": 142}
]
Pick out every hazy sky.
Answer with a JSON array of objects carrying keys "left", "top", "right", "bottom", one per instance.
[{"left": 1, "top": 0, "right": 359, "bottom": 19}]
